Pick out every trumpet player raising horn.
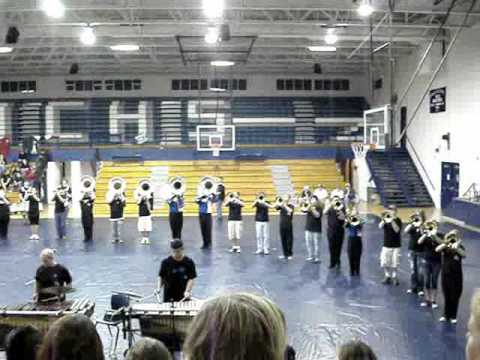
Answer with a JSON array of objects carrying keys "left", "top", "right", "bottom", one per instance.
[
  {"left": 252, "top": 192, "right": 274, "bottom": 255},
  {"left": 301, "top": 195, "right": 323, "bottom": 263},
  {"left": 275, "top": 194, "right": 295, "bottom": 260},
  {"left": 418, "top": 219, "right": 443, "bottom": 308},
  {"left": 225, "top": 192, "right": 244, "bottom": 253},
  {"left": 404, "top": 211, "right": 426, "bottom": 296},
  {"left": 324, "top": 195, "right": 346, "bottom": 270},
  {"left": 378, "top": 205, "right": 403, "bottom": 286}
]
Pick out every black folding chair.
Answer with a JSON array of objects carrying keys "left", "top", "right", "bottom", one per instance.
[{"left": 95, "top": 294, "right": 130, "bottom": 357}]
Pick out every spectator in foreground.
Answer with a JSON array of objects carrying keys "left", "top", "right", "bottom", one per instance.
[
  {"left": 183, "top": 292, "right": 287, "bottom": 360},
  {"left": 126, "top": 337, "right": 172, "bottom": 360},
  {"left": 467, "top": 290, "right": 480, "bottom": 360},
  {"left": 37, "top": 314, "right": 104, "bottom": 360},
  {"left": 5, "top": 325, "right": 42, "bottom": 360},
  {"left": 337, "top": 340, "right": 377, "bottom": 360}
]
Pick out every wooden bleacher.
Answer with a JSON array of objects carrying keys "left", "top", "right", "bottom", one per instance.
[{"left": 94, "top": 159, "right": 344, "bottom": 217}]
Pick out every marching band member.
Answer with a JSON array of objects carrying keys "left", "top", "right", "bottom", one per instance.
[
  {"left": 196, "top": 193, "right": 215, "bottom": 249},
  {"left": 134, "top": 182, "right": 154, "bottom": 245},
  {"left": 404, "top": 211, "right": 426, "bottom": 295},
  {"left": 314, "top": 184, "right": 329, "bottom": 203},
  {"left": 345, "top": 209, "right": 363, "bottom": 276},
  {"left": 80, "top": 192, "right": 95, "bottom": 242},
  {"left": 25, "top": 187, "right": 41, "bottom": 240},
  {"left": 343, "top": 183, "right": 358, "bottom": 210},
  {"left": 224, "top": 192, "right": 244, "bottom": 253},
  {"left": 34, "top": 248, "right": 72, "bottom": 303},
  {"left": 378, "top": 206, "right": 402, "bottom": 286},
  {"left": 168, "top": 194, "right": 184, "bottom": 240},
  {"left": 52, "top": 185, "right": 72, "bottom": 240},
  {"left": 59, "top": 179, "right": 72, "bottom": 216},
  {"left": 275, "top": 195, "right": 295, "bottom": 260},
  {"left": 324, "top": 196, "right": 346, "bottom": 269},
  {"left": 0, "top": 189, "right": 10, "bottom": 239},
  {"left": 0, "top": 171, "right": 11, "bottom": 191},
  {"left": 436, "top": 230, "right": 465, "bottom": 324},
  {"left": 107, "top": 186, "right": 126, "bottom": 244},
  {"left": 252, "top": 192, "right": 274, "bottom": 255},
  {"left": 300, "top": 185, "right": 312, "bottom": 199},
  {"left": 216, "top": 178, "right": 226, "bottom": 221},
  {"left": 301, "top": 195, "right": 323, "bottom": 263},
  {"left": 418, "top": 220, "right": 442, "bottom": 308},
  {"left": 157, "top": 240, "right": 197, "bottom": 303},
  {"left": 19, "top": 181, "right": 31, "bottom": 224}
]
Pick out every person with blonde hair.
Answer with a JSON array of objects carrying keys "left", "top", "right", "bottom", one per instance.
[
  {"left": 126, "top": 338, "right": 171, "bottom": 360},
  {"left": 337, "top": 340, "right": 377, "bottom": 360},
  {"left": 183, "top": 292, "right": 287, "bottom": 360},
  {"left": 466, "top": 290, "right": 480, "bottom": 360}
]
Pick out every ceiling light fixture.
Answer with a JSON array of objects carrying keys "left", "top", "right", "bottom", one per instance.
[
  {"left": 324, "top": 28, "right": 338, "bottom": 45},
  {"left": 209, "top": 87, "right": 227, "bottom": 92},
  {"left": 80, "top": 26, "right": 96, "bottom": 46},
  {"left": 203, "top": 0, "right": 224, "bottom": 18},
  {"left": 0, "top": 46, "right": 13, "bottom": 54},
  {"left": 205, "top": 26, "right": 219, "bottom": 44},
  {"left": 110, "top": 44, "right": 140, "bottom": 51},
  {"left": 211, "top": 60, "right": 235, "bottom": 66},
  {"left": 41, "top": 0, "right": 65, "bottom": 18},
  {"left": 357, "top": 0, "right": 374, "bottom": 17},
  {"left": 308, "top": 46, "right": 337, "bottom": 52}
]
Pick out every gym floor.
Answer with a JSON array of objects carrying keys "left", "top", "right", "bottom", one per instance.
[{"left": 0, "top": 213, "right": 477, "bottom": 360}]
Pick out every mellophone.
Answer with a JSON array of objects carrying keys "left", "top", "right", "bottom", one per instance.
[
  {"left": 0, "top": 298, "right": 95, "bottom": 348},
  {"left": 123, "top": 301, "right": 204, "bottom": 350}
]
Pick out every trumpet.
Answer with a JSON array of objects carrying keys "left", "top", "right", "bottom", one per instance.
[
  {"left": 422, "top": 220, "right": 438, "bottom": 235},
  {"left": 444, "top": 229, "right": 460, "bottom": 245},
  {"left": 381, "top": 211, "right": 393, "bottom": 222},
  {"left": 409, "top": 212, "right": 423, "bottom": 227},
  {"left": 346, "top": 211, "right": 361, "bottom": 226},
  {"left": 275, "top": 195, "right": 284, "bottom": 207},
  {"left": 333, "top": 199, "right": 344, "bottom": 211},
  {"left": 256, "top": 193, "right": 266, "bottom": 202},
  {"left": 300, "top": 196, "right": 313, "bottom": 212}
]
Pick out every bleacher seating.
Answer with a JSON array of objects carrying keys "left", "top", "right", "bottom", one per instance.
[
  {"left": 312, "top": 97, "right": 369, "bottom": 118},
  {"left": 93, "top": 159, "right": 345, "bottom": 217},
  {"left": 232, "top": 97, "right": 294, "bottom": 118},
  {"left": 4, "top": 97, "right": 369, "bottom": 146}
]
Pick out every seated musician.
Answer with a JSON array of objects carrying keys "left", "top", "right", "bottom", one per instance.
[
  {"left": 157, "top": 240, "right": 197, "bottom": 303},
  {"left": 34, "top": 248, "right": 72, "bottom": 303}
]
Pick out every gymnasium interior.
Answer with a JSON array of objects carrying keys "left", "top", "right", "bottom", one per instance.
[{"left": 0, "top": 0, "right": 480, "bottom": 359}]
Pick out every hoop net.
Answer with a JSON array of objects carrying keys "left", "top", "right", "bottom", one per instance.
[{"left": 351, "top": 142, "right": 374, "bottom": 159}]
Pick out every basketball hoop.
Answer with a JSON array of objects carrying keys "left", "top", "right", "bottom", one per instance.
[
  {"left": 211, "top": 144, "right": 221, "bottom": 157},
  {"left": 351, "top": 142, "right": 370, "bottom": 159}
]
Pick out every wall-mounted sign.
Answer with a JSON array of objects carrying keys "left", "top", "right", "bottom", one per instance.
[{"left": 430, "top": 87, "right": 446, "bottom": 113}]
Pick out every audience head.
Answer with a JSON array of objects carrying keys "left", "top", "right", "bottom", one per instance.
[
  {"left": 337, "top": 340, "right": 377, "bottom": 360},
  {"left": 5, "top": 325, "right": 42, "bottom": 360},
  {"left": 40, "top": 248, "right": 56, "bottom": 267},
  {"left": 126, "top": 338, "right": 172, "bottom": 360},
  {"left": 184, "top": 292, "right": 287, "bottom": 360},
  {"left": 467, "top": 290, "right": 480, "bottom": 360},
  {"left": 37, "top": 314, "right": 104, "bottom": 360}
]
